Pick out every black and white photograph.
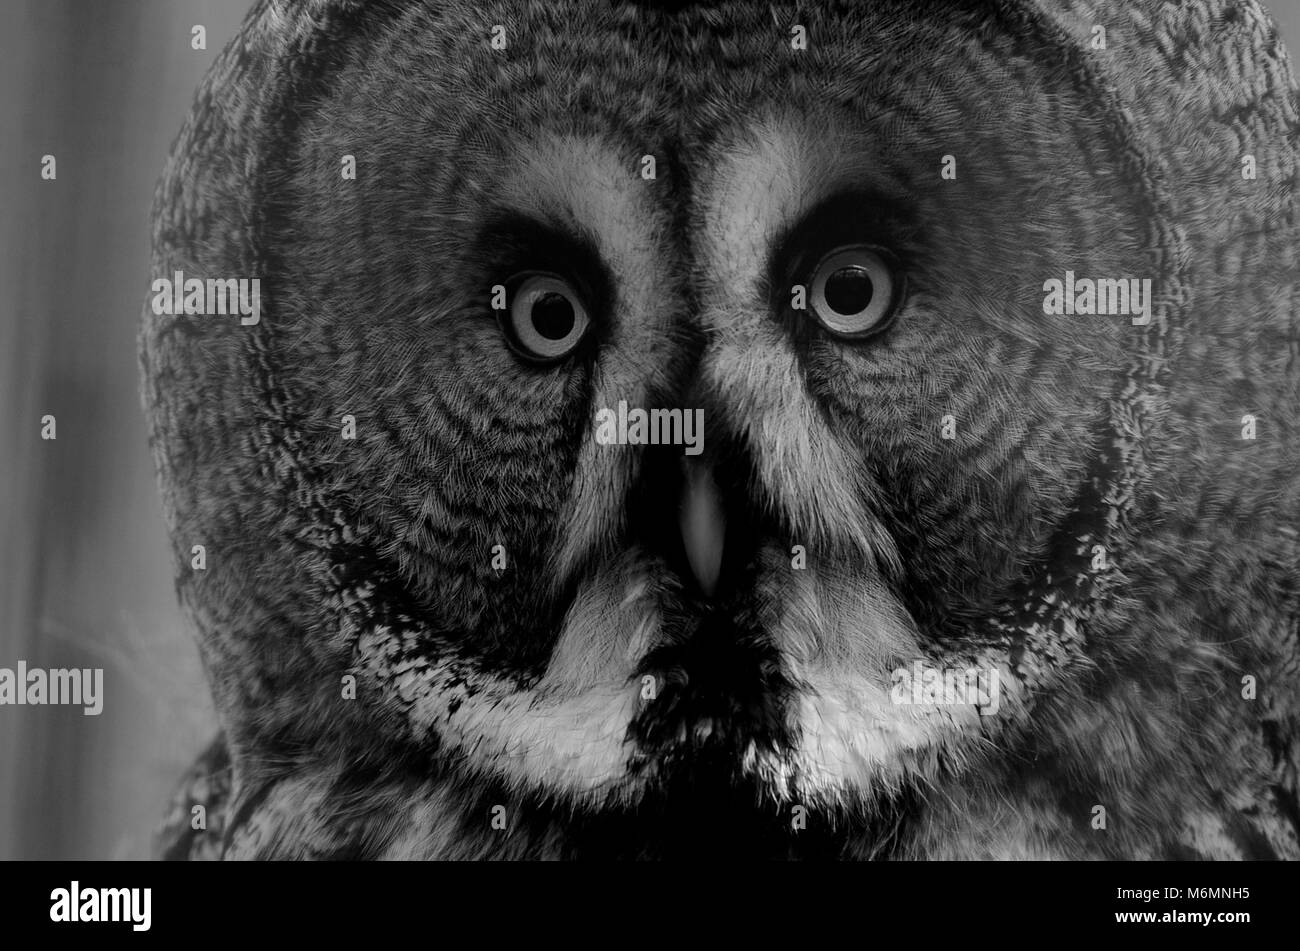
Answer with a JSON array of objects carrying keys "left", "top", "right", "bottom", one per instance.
[{"left": 1, "top": 0, "right": 1298, "bottom": 930}]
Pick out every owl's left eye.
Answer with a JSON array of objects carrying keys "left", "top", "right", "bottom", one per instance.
[
  {"left": 500, "top": 272, "right": 592, "bottom": 363},
  {"left": 806, "top": 245, "right": 903, "bottom": 340}
]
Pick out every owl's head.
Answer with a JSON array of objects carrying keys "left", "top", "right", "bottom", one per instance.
[{"left": 143, "top": 0, "right": 1299, "bottom": 858}]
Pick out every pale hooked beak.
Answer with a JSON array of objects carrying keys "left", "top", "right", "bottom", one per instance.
[{"left": 678, "top": 456, "right": 727, "bottom": 597}]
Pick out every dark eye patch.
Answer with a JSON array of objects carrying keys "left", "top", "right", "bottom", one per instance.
[
  {"left": 467, "top": 209, "right": 615, "bottom": 329},
  {"left": 766, "top": 189, "right": 919, "bottom": 312}
]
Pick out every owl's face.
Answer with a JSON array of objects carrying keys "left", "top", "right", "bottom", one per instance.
[
  {"left": 264, "top": 0, "right": 1139, "bottom": 837},
  {"left": 149, "top": 0, "right": 1296, "bottom": 859}
]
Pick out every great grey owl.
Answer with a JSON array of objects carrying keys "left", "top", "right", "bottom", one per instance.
[{"left": 142, "top": 0, "right": 1300, "bottom": 859}]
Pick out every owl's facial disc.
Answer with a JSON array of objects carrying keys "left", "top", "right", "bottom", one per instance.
[
  {"left": 323, "top": 127, "right": 1028, "bottom": 821},
  {"left": 259, "top": 5, "right": 1148, "bottom": 854}
]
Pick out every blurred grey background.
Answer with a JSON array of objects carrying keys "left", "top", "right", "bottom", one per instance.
[
  {"left": 0, "top": 0, "right": 1298, "bottom": 861},
  {"left": 0, "top": 0, "right": 255, "bottom": 861}
]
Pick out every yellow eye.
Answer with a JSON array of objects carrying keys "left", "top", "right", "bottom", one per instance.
[
  {"left": 808, "top": 245, "right": 902, "bottom": 339},
  {"left": 503, "top": 273, "right": 591, "bottom": 362}
]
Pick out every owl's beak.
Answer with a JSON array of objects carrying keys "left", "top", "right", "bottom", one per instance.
[{"left": 678, "top": 456, "right": 727, "bottom": 598}]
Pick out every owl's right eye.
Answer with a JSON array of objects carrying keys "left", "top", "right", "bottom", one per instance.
[{"left": 500, "top": 272, "right": 592, "bottom": 363}]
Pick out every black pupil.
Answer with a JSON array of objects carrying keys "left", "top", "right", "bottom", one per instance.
[
  {"left": 824, "top": 266, "right": 874, "bottom": 315},
  {"left": 532, "top": 292, "right": 576, "bottom": 340}
]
